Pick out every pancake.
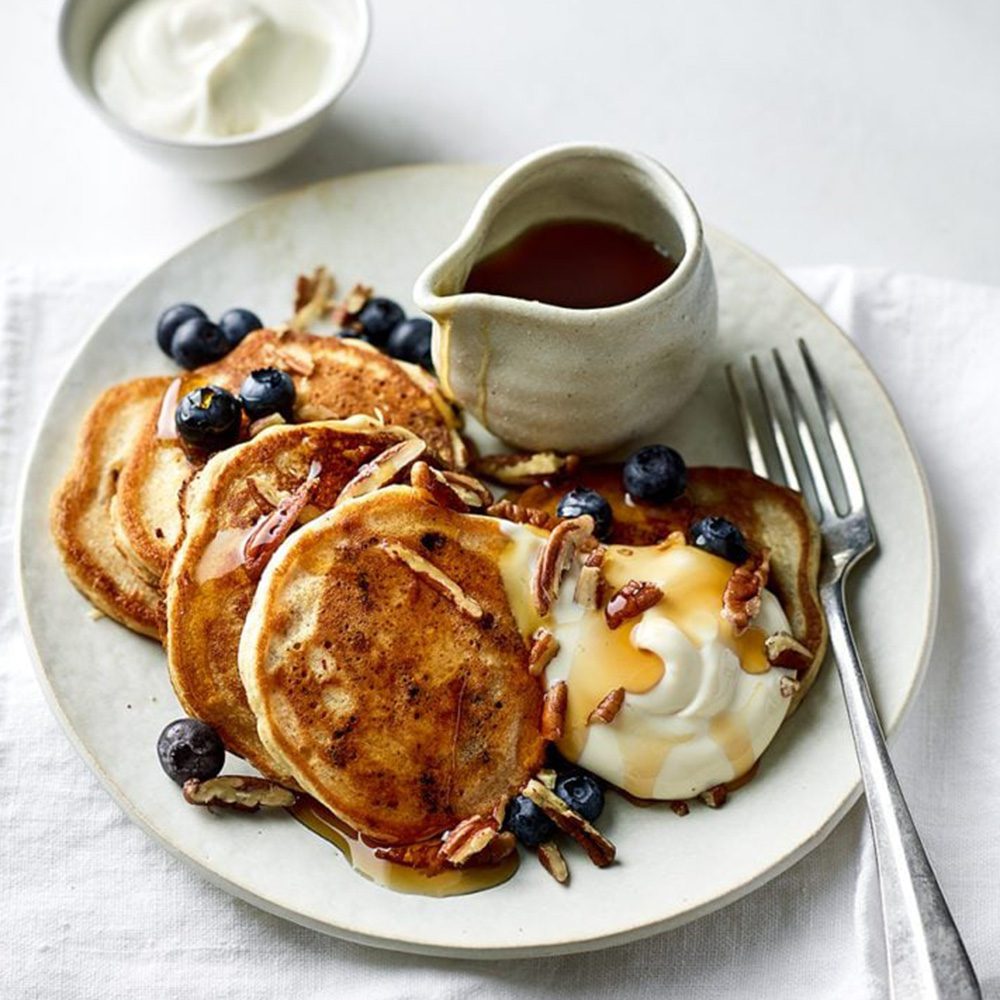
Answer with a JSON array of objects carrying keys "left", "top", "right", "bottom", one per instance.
[
  {"left": 238, "top": 486, "right": 547, "bottom": 844},
  {"left": 515, "top": 464, "right": 827, "bottom": 709},
  {"left": 166, "top": 419, "right": 417, "bottom": 779},
  {"left": 50, "top": 377, "right": 171, "bottom": 638},
  {"left": 114, "top": 328, "right": 466, "bottom": 585}
]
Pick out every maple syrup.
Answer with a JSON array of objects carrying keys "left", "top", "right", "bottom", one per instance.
[
  {"left": 288, "top": 796, "right": 518, "bottom": 897},
  {"left": 463, "top": 218, "right": 677, "bottom": 309}
]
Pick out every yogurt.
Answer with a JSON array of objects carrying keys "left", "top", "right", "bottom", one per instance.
[
  {"left": 92, "top": 0, "right": 334, "bottom": 141},
  {"left": 497, "top": 523, "right": 797, "bottom": 800}
]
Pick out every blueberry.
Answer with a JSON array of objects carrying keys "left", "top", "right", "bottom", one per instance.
[
  {"left": 556, "top": 487, "right": 613, "bottom": 541},
  {"left": 690, "top": 516, "right": 750, "bottom": 564},
  {"left": 622, "top": 444, "right": 687, "bottom": 504},
  {"left": 355, "top": 297, "right": 405, "bottom": 347},
  {"left": 175, "top": 385, "right": 242, "bottom": 451},
  {"left": 386, "top": 317, "right": 433, "bottom": 370},
  {"left": 156, "top": 303, "right": 206, "bottom": 358},
  {"left": 157, "top": 718, "right": 225, "bottom": 785},
  {"left": 555, "top": 773, "right": 605, "bottom": 822},
  {"left": 240, "top": 368, "right": 295, "bottom": 421},
  {"left": 170, "top": 317, "right": 230, "bottom": 370},
  {"left": 218, "top": 307, "right": 263, "bottom": 348},
  {"left": 503, "top": 794, "right": 556, "bottom": 847}
]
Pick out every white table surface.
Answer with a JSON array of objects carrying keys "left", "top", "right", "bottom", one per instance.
[
  {"left": 4, "top": 0, "right": 1000, "bottom": 283},
  {"left": 3, "top": 3, "right": 1000, "bottom": 998}
]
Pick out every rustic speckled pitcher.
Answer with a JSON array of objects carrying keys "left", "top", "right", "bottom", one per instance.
[{"left": 413, "top": 143, "right": 717, "bottom": 455}]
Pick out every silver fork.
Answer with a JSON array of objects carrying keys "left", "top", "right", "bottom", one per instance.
[{"left": 727, "top": 340, "right": 980, "bottom": 999}]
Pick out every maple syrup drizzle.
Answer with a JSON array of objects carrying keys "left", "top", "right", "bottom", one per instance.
[
  {"left": 193, "top": 462, "right": 323, "bottom": 584},
  {"left": 288, "top": 796, "right": 518, "bottom": 897},
  {"left": 496, "top": 527, "right": 778, "bottom": 798},
  {"left": 155, "top": 377, "right": 183, "bottom": 440}
]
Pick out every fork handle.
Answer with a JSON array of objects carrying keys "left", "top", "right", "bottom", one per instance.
[{"left": 822, "top": 580, "right": 980, "bottom": 999}]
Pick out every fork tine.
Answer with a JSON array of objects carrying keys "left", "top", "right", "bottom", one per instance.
[
  {"left": 798, "top": 340, "right": 866, "bottom": 513},
  {"left": 725, "top": 364, "right": 770, "bottom": 479},
  {"left": 750, "top": 354, "right": 801, "bottom": 492},
  {"left": 771, "top": 348, "right": 837, "bottom": 521}
]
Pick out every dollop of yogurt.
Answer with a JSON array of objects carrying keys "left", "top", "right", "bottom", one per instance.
[
  {"left": 92, "top": 0, "right": 334, "bottom": 141},
  {"left": 497, "top": 523, "right": 798, "bottom": 800}
]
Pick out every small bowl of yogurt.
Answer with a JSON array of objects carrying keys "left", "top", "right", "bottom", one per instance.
[{"left": 59, "top": 0, "right": 370, "bottom": 180}]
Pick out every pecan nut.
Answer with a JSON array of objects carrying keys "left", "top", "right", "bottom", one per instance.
[
  {"left": 537, "top": 840, "right": 570, "bottom": 884},
  {"left": 765, "top": 631, "right": 813, "bottom": 672},
  {"left": 528, "top": 628, "right": 560, "bottom": 677},
  {"left": 336, "top": 437, "right": 426, "bottom": 505},
  {"left": 182, "top": 776, "right": 296, "bottom": 812},
  {"left": 379, "top": 541, "right": 484, "bottom": 621},
  {"left": 588, "top": 687, "right": 625, "bottom": 725},
  {"left": 486, "top": 499, "right": 562, "bottom": 532},
  {"left": 531, "top": 516, "right": 595, "bottom": 616},
  {"left": 541, "top": 680, "right": 568, "bottom": 740},
  {"left": 605, "top": 580, "right": 663, "bottom": 630},
  {"left": 473, "top": 451, "right": 580, "bottom": 486},
  {"left": 522, "top": 779, "right": 616, "bottom": 868},
  {"left": 722, "top": 551, "right": 770, "bottom": 636}
]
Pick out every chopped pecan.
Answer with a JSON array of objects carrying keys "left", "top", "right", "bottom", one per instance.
[
  {"left": 248, "top": 413, "right": 286, "bottom": 438},
  {"left": 537, "top": 841, "right": 569, "bottom": 884},
  {"left": 573, "top": 546, "right": 606, "bottom": 609},
  {"left": 438, "top": 469, "right": 494, "bottom": 509},
  {"left": 604, "top": 580, "right": 663, "bottom": 630},
  {"left": 410, "top": 460, "right": 468, "bottom": 512},
  {"left": 722, "top": 551, "right": 771, "bottom": 636},
  {"left": 528, "top": 628, "right": 560, "bottom": 677},
  {"left": 330, "top": 282, "right": 373, "bottom": 330},
  {"left": 779, "top": 675, "right": 801, "bottom": 699},
  {"left": 379, "top": 541, "right": 484, "bottom": 621},
  {"left": 700, "top": 784, "right": 728, "bottom": 808},
  {"left": 531, "top": 516, "right": 595, "bottom": 616},
  {"left": 374, "top": 841, "right": 444, "bottom": 872},
  {"left": 536, "top": 768, "right": 558, "bottom": 791},
  {"left": 765, "top": 631, "right": 813, "bottom": 672},
  {"left": 541, "top": 680, "right": 567, "bottom": 740},
  {"left": 243, "top": 461, "right": 322, "bottom": 578},
  {"left": 522, "top": 779, "right": 616, "bottom": 868},
  {"left": 290, "top": 266, "right": 337, "bottom": 331},
  {"left": 410, "top": 463, "right": 491, "bottom": 512},
  {"left": 276, "top": 342, "right": 315, "bottom": 376},
  {"left": 486, "top": 499, "right": 562, "bottom": 532},
  {"left": 670, "top": 800, "right": 690, "bottom": 817},
  {"left": 439, "top": 815, "right": 500, "bottom": 866},
  {"left": 336, "top": 438, "right": 427, "bottom": 505},
  {"left": 182, "top": 776, "right": 296, "bottom": 812},
  {"left": 588, "top": 687, "right": 625, "bottom": 725},
  {"left": 473, "top": 451, "right": 580, "bottom": 486}
]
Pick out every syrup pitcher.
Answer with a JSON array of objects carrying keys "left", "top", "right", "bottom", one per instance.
[{"left": 413, "top": 143, "right": 717, "bottom": 454}]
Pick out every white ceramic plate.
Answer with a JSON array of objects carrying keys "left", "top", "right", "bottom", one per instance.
[{"left": 16, "top": 164, "right": 937, "bottom": 958}]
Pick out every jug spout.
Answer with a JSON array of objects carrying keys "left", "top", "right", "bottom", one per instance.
[{"left": 413, "top": 143, "right": 717, "bottom": 455}]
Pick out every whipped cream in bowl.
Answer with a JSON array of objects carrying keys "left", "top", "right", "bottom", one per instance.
[
  {"left": 59, "top": 0, "right": 370, "bottom": 178},
  {"left": 497, "top": 522, "right": 798, "bottom": 801}
]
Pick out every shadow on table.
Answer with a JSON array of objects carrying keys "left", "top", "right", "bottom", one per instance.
[{"left": 227, "top": 111, "right": 449, "bottom": 200}]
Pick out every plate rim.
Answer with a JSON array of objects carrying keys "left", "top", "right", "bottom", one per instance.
[{"left": 14, "top": 163, "right": 939, "bottom": 958}]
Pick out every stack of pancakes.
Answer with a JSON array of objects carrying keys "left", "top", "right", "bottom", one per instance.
[{"left": 51, "top": 325, "right": 826, "bottom": 852}]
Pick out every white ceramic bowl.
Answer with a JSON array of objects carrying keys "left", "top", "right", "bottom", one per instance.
[{"left": 58, "top": 0, "right": 370, "bottom": 181}]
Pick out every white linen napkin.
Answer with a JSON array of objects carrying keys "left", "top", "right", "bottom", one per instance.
[{"left": 1, "top": 262, "right": 997, "bottom": 999}]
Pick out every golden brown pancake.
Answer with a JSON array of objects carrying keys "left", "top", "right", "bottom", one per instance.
[
  {"left": 50, "top": 377, "right": 171, "bottom": 638},
  {"left": 515, "top": 464, "right": 827, "bottom": 708},
  {"left": 238, "top": 486, "right": 547, "bottom": 844},
  {"left": 166, "top": 419, "right": 417, "bottom": 779},
  {"left": 114, "top": 329, "right": 466, "bottom": 585}
]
